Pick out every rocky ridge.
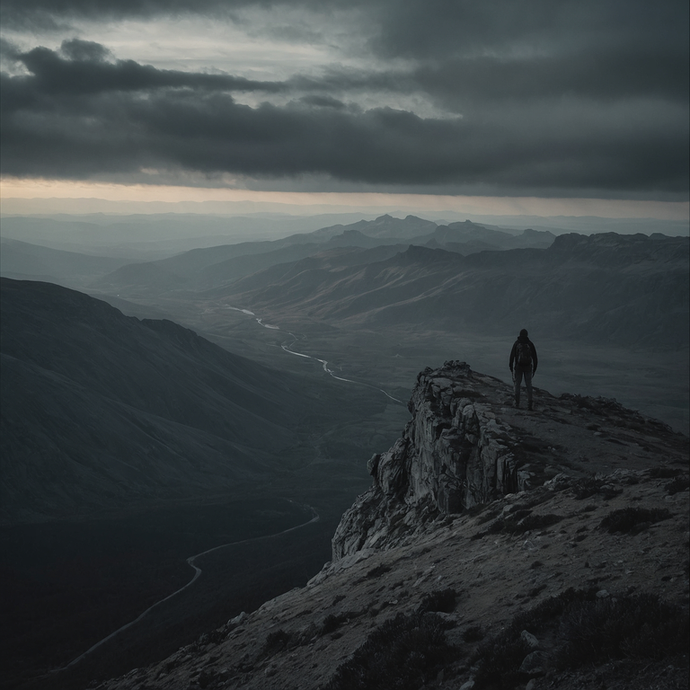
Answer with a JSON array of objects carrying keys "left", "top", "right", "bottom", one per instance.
[{"left": 93, "top": 362, "right": 689, "bottom": 690}]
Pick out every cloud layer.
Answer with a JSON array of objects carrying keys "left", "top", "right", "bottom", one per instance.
[{"left": 1, "top": 0, "right": 688, "bottom": 199}]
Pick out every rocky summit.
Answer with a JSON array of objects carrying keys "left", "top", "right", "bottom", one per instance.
[{"left": 94, "top": 362, "right": 688, "bottom": 690}]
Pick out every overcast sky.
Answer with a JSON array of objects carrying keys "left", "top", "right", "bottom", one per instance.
[{"left": 1, "top": 0, "right": 688, "bottom": 215}]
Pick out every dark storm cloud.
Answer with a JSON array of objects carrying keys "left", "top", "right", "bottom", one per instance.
[
  {"left": 7, "top": 40, "right": 285, "bottom": 97},
  {"left": 1, "top": 0, "right": 688, "bottom": 198},
  {"left": 368, "top": 0, "right": 689, "bottom": 62},
  {"left": 0, "top": 0, "right": 358, "bottom": 29},
  {"left": 410, "top": 48, "right": 688, "bottom": 110},
  {"left": 3, "top": 51, "right": 687, "bottom": 196}
]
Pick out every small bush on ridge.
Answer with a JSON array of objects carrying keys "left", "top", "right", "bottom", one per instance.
[{"left": 323, "top": 612, "right": 457, "bottom": 690}]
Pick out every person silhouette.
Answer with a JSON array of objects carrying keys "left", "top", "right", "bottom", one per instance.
[{"left": 509, "top": 329, "right": 538, "bottom": 410}]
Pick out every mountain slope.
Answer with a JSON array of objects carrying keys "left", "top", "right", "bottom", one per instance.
[
  {"left": 92, "top": 362, "right": 689, "bottom": 690},
  {"left": 94, "top": 215, "right": 555, "bottom": 297},
  {"left": 0, "top": 278, "right": 325, "bottom": 523},
  {"left": 220, "top": 233, "right": 689, "bottom": 349},
  {"left": 0, "top": 237, "right": 129, "bottom": 287}
]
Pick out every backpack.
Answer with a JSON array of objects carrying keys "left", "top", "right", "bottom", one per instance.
[{"left": 516, "top": 341, "right": 533, "bottom": 369}]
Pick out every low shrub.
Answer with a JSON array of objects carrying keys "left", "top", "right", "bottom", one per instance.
[
  {"left": 599, "top": 507, "right": 672, "bottom": 535},
  {"left": 320, "top": 613, "right": 347, "bottom": 636},
  {"left": 557, "top": 593, "right": 689, "bottom": 668},
  {"left": 418, "top": 588, "right": 457, "bottom": 614},
  {"left": 471, "top": 589, "right": 689, "bottom": 690},
  {"left": 665, "top": 475, "right": 690, "bottom": 495},
  {"left": 366, "top": 564, "right": 391, "bottom": 579},
  {"left": 263, "top": 628, "right": 292, "bottom": 655},
  {"left": 323, "top": 612, "right": 457, "bottom": 690},
  {"left": 485, "top": 511, "right": 563, "bottom": 537},
  {"left": 571, "top": 477, "right": 621, "bottom": 500}
]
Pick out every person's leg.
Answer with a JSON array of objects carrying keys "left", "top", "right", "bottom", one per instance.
[
  {"left": 524, "top": 369, "right": 533, "bottom": 409},
  {"left": 514, "top": 368, "right": 523, "bottom": 407}
]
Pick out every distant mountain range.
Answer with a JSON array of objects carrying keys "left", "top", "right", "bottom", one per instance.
[
  {"left": 1, "top": 215, "right": 554, "bottom": 295},
  {"left": 93, "top": 215, "right": 556, "bottom": 296},
  {"left": 207, "top": 232, "right": 689, "bottom": 350},
  {"left": 74, "top": 218, "right": 688, "bottom": 351},
  {"left": 0, "top": 237, "right": 130, "bottom": 287},
  {"left": 0, "top": 278, "right": 328, "bottom": 524}
]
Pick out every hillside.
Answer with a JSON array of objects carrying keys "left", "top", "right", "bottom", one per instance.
[
  {"left": 94, "top": 216, "right": 554, "bottom": 296},
  {"left": 218, "top": 232, "right": 689, "bottom": 349},
  {"left": 0, "top": 238, "right": 129, "bottom": 288},
  {"left": 0, "top": 278, "right": 335, "bottom": 523},
  {"left": 90, "top": 361, "right": 689, "bottom": 690}
]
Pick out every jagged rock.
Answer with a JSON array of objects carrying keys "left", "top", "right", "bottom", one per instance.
[
  {"left": 519, "top": 650, "right": 548, "bottom": 676},
  {"left": 332, "top": 360, "right": 688, "bottom": 561},
  {"left": 333, "top": 361, "right": 523, "bottom": 558},
  {"left": 521, "top": 630, "right": 540, "bottom": 649}
]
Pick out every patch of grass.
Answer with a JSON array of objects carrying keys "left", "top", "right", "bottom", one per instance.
[
  {"left": 472, "top": 631, "right": 532, "bottom": 688},
  {"left": 471, "top": 589, "right": 689, "bottom": 690},
  {"left": 556, "top": 594, "right": 689, "bottom": 668},
  {"left": 322, "top": 612, "right": 457, "bottom": 690},
  {"left": 599, "top": 507, "right": 672, "bottom": 535},
  {"left": 665, "top": 476, "right": 690, "bottom": 495},
  {"left": 418, "top": 588, "right": 458, "bottom": 614},
  {"left": 263, "top": 628, "right": 292, "bottom": 655},
  {"left": 571, "top": 477, "right": 621, "bottom": 500}
]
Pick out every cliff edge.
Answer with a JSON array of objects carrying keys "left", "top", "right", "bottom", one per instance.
[
  {"left": 333, "top": 360, "right": 683, "bottom": 559},
  {"left": 91, "top": 363, "right": 688, "bottom": 690}
]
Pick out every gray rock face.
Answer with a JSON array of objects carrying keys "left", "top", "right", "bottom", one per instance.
[{"left": 333, "top": 361, "right": 524, "bottom": 559}]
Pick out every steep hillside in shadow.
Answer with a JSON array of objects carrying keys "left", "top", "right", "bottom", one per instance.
[
  {"left": 0, "top": 278, "right": 330, "bottom": 523},
  {"left": 0, "top": 238, "right": 130, "bottom": 288}
]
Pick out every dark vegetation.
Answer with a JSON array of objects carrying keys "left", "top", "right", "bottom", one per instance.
[
  {"left": 322, "top": 612, "right": 456, "bottom": 690},
  {"left": 599, "top": 506, "right": 673, "bottom": 534},
  {"left": 570, "top": 476, "right": 623, "bottom": 500},
  {"left": 417, "top": 588, "right": 458, "bottom": 614},
  {"left": 472, "top": 508, "right": 563, "bottom": 540},
  {"left": 665, "top": 475, "right": 690, "bottom": 495},
  {"left": 472, "top": 589, "right": 689, "bottom": 690},
  {"left": 259, "top": 610, "right": 361, "bottom": 659}
]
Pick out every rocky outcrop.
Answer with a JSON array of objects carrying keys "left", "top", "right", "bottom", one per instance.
[
  {"left": 333, "top": 361, "right": 526, "bottom": 558},
  {"left": 332, "top": 359, "right": 688, "bottom": 560}
]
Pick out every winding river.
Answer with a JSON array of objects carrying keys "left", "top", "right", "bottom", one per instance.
[
  {"left": 60, "top": 504, "right": 320, "bottom": 670},
  {"left": 226, "top": 306, "right": 404, "bottom": 404}
]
